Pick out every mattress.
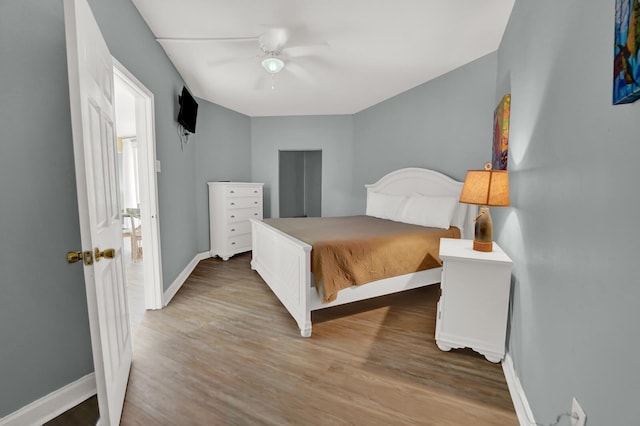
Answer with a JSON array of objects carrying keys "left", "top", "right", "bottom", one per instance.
[{"left": 262, "top": 215, "right": 460, "bottom": 302}]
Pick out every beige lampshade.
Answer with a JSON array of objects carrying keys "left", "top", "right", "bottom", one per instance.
[{"left": 459, "top": 169, "right": 510, "bottom": 206}]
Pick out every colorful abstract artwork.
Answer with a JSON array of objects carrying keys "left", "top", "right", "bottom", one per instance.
[
  {"left": 614, "top": 0, "right": 640, "bottom": 104},
  {"left": 492, "top": 94, "right": 510, "bottom": 171}
]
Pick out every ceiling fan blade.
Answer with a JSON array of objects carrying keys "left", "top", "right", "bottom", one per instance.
[
  {"left": 285, "top": 62, "right": 316, "bottom": 84},
  {"left": 286, "top": 56, "right": 333, "bottom": 78},
  {"left": 156, "top": 36, "right": 258, "bottom": 43},
  {"left": 282, "top": 44, "right": 329, "bottom": 59},
  {"left": 207, "top": 55, "right": 255, "bottom": 68}
]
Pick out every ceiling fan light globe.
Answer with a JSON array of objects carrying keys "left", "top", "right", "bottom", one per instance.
[{"left": 261, "top": 57, "right": 285, "bottom": 73}]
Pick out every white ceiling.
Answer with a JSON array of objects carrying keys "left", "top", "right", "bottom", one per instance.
[{"left": 131, "top": 0, "right": 514, "bottom": 117}]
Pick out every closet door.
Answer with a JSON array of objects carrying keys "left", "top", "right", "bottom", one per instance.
[
  {"left": 303, "top": 150, "right": 322, "bottom": 218},
  {"left": 278, "top": 150, "right": 322, "bottom": 218},
  {"left": 279, "top": 151, "right": 305, "bottom": 218}
]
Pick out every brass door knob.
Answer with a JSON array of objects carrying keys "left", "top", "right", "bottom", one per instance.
[
  {"left": 67, "top": 250, "right": 93, "bottom": 265},
  {"left": 95, "top": 248, "right": 116, "bottom": 261}
]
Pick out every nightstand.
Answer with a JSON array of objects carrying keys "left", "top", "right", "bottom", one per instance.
[{"left": 435, "top": 238, "right": 513, "bottom": 363}]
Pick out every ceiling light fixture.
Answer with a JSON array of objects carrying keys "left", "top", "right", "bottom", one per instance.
[{"left": 261, "top": 57, "right": 285, "bottom": 74}]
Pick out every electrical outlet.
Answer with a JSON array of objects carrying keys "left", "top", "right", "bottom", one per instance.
[{"left": 571, "top": 397, "right": 586, "bottom": 426}]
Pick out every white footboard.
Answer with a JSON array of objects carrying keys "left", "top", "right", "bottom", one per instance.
[{"left": 250, "top": 219, "right": 313, "bottom": 337}]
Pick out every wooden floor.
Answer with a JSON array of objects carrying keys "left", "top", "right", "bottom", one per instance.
[{"left": 49, "top": 252, "right": 517, "bottom": 425}]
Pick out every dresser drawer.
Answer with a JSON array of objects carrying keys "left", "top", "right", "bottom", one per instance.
[
  {"left": 227, "top": 208, "right": 261, "bottom": 223},
  {"left": 226, "top": 186, "right": 262, "bottom": 198},
  {"left": 227, "top": 197, "right": 261, "bottom": 209},
  {"left": 228, "top": 234, "right": 252, "bottom": 251},
  {"left": 227, "top": 221, "right": 252, "bottom": 235}
]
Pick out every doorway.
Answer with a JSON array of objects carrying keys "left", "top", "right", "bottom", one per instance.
[
  {"left": 279, "top": 150, "right": 322, "bottom": 218},
  {"left": 113, "top": 60, "right": 163, "bottom": 330}
]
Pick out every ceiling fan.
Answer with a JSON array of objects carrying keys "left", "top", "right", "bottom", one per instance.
[{"left": 156, "top": 26, "right": 329, "bottom": 90}]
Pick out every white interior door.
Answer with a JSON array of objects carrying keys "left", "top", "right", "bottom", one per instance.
[{"left": 64, "top": 0, "right": 132, "bottom": 424}]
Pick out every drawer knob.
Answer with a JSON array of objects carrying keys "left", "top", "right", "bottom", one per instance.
[
  {"left": 231, "top": 242, "right": 236, "bottom": 245},
  {"left": 230, "top": 215, "right": 235, "bottom": 218},
  {"left": 254, "top": 213, "right": 258, "bottom": 216},
  {"left": 254, "top": 201, "right": 258, "bottom": 204},
  {"left": 253, "top": 190, "right": 258, "bottom": 193},
  {"left": 231, "top": 202, "right": 235, "bottom": 205},
  {"left": 230, "top": 190, "right": 235, "bottom": 194},
  {"left": 231, "top": 228, "right": 235, "bottom": 232}
]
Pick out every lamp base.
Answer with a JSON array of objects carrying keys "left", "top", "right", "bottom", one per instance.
[
  {"left": 472, "top": 206, "right": 494, "bottom": 252},
  {"left": 473, "top": 240, "right": 493, "bottom": 252}
]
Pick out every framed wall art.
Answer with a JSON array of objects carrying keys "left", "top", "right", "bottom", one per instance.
[
  {"left": 613, "top": 0, "right": 640, "bottom": 104},
  {"left": 492, "top": 94, "right": 510, "bottom": 171}
]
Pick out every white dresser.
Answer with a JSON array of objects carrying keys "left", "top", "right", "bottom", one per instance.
[
  {"left": 435, "top": 238, "right": 512, "bottom": 363},
  {"left": 208, "top": 182, "right": 264, "bottom": 260}
]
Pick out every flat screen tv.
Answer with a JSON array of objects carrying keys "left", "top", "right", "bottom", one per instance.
[{"left": 177, "top": 86, "right": 198, "bottom": 133}]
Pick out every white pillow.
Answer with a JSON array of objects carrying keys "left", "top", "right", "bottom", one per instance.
[
  {"left": 398, "top": 195, "right": 458, "bottom": 229},
  {"left": 366, "top": 192, "right": 408, "bottom": 220},
  {"left": 450, "top": 203, "right": 467, "bottom": 230}
]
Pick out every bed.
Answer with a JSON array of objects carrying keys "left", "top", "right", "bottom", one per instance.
[{"left": 250, "top": 168, "right": 476, "bottom": 337}]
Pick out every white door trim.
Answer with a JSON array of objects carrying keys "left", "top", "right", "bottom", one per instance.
[{"left": 113, "top": 59, "right": 164, "bottom": 309}]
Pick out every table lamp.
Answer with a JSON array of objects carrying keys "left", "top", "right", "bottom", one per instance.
[{"left": 459, "top": 163, "right": 510, "bottom": 252}]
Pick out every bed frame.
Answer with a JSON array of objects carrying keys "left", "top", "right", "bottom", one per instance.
[{"left": 250, "top": 168, "right": 476, "bottom": 337}]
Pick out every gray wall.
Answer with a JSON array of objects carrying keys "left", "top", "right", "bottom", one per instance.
[
  {"left": 251, "top": 116, "right": 355, "bottom": 218},
  {"left": 194, "top": 101, "right": 251, "bottom": 252},
  {"left": 353, "top": 52, "right": 498, "bottom": 211},
  {"left": 0, "top": 1, "right": 94, "bottom": 416},
  {"left": 0, "top": 0, "right": 249, "bottom": 417},
  {"left": 495, "top": 0, "right": 640, "bottom": 424},
  {"left": 250, "top": 55, "right": 497, "bottom": 219}
]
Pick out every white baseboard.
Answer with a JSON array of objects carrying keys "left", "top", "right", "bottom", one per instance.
[
  {"left": 502, "top": 353, "right": 535, "bottom": 426},
  {"left": 0, "top": 373, "right": 96, "bottom": 426},
  {"left": 163, "top": 251, "right": 211, "bottom": 306}
]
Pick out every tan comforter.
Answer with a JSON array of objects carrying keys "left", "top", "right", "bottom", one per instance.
[{"left": 263, "top": 216, "right": 460, "bottom": 303}]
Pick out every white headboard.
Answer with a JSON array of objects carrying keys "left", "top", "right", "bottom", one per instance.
[{"left": 364, "top": 168, "right": 476, "bottom": 239}]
